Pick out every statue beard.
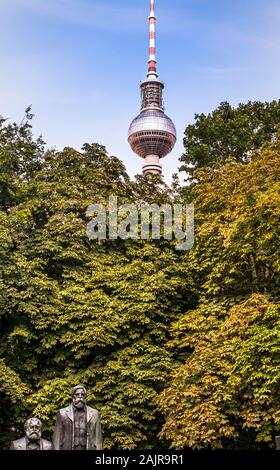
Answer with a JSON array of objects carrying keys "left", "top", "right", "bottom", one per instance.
[
  {"left": 73, "top": 399, "right": 86, "bottom": 410},
  {"left": 26, "top": 429, "right": 41, "bottom": 441}
]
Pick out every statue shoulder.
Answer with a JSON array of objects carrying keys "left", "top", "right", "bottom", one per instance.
[
  {"left": 10, "top": 437, "right": 26, "bottom": 450},
  {"left": 86, "top": 406, "right": 100, "bottom": 423},
  {"left": 42, "top": 438, "right": 53, "bottom": 450},
  {"left": 58, "top": 405, "right": 72, "bottom": 416},
  {"left": 87, "top": 405, "right": 99, "bottom": 415}
]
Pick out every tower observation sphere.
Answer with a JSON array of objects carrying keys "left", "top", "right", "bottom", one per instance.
[{"left": 128, "top": 0, "right": 177, "bottom": 176}]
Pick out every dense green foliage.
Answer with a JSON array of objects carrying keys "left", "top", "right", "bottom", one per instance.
[
  {"left": 159, "top": 295, "right": 280, "bottom": 449},
  {"left": 0, "top": 102, "right": 279, "bottom": 449},
  {"left": 0, "top": 110, "right": 194, "bottom": 449},
  {"left": 159, "top": 135, "right": 280, "bottom": 449},
  {"left": 180, "top": 100, "right": 280, "bottom": 180}
]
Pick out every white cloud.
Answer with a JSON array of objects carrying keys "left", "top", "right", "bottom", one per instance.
[
  {"left": 0, "top": 0, "right": 201, "bottom": 32},
  {"left": 0, "top": 0, "right": 144, "bottom": 31},
  {"left": 192, "top": 65, "right": 249, "bottom": 75}
]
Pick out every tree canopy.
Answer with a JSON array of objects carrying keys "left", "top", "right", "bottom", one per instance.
[
  {"left": 179, "top": 100, "right": 280, "bottom": 180},
  {"left": 0, "top": 110, "right": 194, "bottom": 449},
  {"left": 0, "top": 102, "right": 279, "bottom": 450},
  {"left": 158, "top": 134, "right": 280, "bottom": 449}
]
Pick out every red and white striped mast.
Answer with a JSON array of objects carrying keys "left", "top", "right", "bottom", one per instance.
[{"left": 148, "top": 0, "right": 157, "bottom": 78}]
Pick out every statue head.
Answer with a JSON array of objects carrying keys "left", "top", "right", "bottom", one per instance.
[
  {"left": 24, "top": 418, "right": 42, "bottom": 441},
  {"left": 71, "top": 385, "right": 87, "bottom": 410}
]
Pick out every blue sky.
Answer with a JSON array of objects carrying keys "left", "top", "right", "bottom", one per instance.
[{"left": 0, "top": 0, "right": 279, "bottom": 183}]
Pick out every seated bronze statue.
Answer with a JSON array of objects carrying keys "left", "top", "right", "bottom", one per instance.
[{"left": 10, "top": 417, "right": 52, "bottom": 450}]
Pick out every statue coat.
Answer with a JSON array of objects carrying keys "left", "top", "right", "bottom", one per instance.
[{"left": 53, "top": 405, "right": 103, "bottom": 450}]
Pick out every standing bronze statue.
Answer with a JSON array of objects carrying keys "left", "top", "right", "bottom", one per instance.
[
  {"left": 53, "top": 385, "right": 103, "bottom": 450},
  {"left": 10, "top": 417, "right": 52, "bottom": 450}
]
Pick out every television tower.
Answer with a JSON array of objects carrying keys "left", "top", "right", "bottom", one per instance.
[{"left": 128, "top": 0, "right": 177, "bottom": 176}]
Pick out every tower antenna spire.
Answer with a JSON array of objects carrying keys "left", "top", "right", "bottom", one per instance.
[{"left": 148, "top": 0, "right": 157, "bottom": 77}]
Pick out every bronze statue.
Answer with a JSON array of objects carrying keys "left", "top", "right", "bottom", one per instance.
[
  {"left": 53, "top": 385, "right": 103, "bottom": 450},
  {"left": 10, "top": 417, "right": 52, "bottom": 450}
]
